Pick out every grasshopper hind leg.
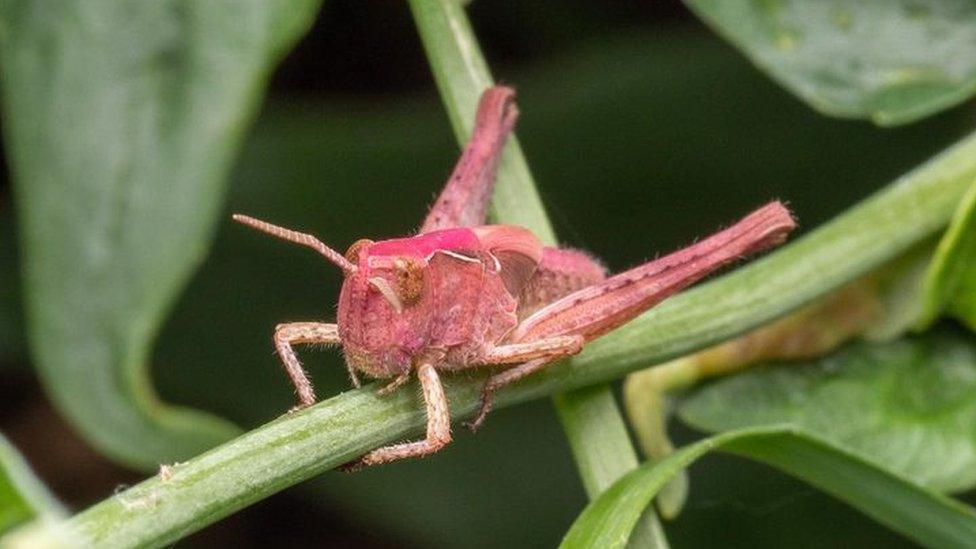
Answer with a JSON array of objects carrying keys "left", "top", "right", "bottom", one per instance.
[
  {"left": 419, "top": 86, "right": 518, "bottom": 232},
  {"left": 273, "top": 322, "right": 344, "bottom": 409}
]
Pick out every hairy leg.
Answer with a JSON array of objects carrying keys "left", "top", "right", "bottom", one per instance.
[
  {"left": 466, "top": 335, "right": 584, "bottom": 431},
  {"left": 377, "top": 372, "right": 411, "bottom": 396},
  {"left": 467, "top": 357, "right": 552, "bottom": 432},
  {"left": 347, "top": 362, "right": 452, "bottom": 469},
  {"left": 273, "top": 322, "right": 344, "bottom": 408},
  {"left": 420, "top": 86, "right": 519, "bottom": 232},
  {"left": 481, "top": 335, "right": 584, "bottom": 365}
]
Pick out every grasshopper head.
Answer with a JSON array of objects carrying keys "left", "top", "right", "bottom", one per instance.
[{"left": 336, "top": 228, "right": 487, "bottom": 378}]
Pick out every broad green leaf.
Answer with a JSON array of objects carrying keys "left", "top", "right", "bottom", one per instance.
[
  {"left": 560, "top": 426, "right": 976, "bottom": 549},
  {"left": 920, "top": 180, "right": 976, "bottom": 331},
  {"left": 683, "top": 1, "right": 976, "bottom": 126},
  {"left": 679, "top": 333, "right": 976, "bottom": 493},
  {"left": 0, "top": 0, "right": 320, "bottom": 469},
  {"left": 0, "top": 434, "right": 63, "bottom": 536}
]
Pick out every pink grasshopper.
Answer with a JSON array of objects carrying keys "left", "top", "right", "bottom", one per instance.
[{"left": 234, "top": 86, "right": 796, "bottom": 468}]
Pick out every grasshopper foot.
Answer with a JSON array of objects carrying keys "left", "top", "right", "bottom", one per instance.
[
  {"left": 287, "top": 400, "right": 315, "bottom": 414},
  {"left": 465, "top": 389, "right": 494, "bottom": 433},
  {"left": 466, "top": 357, "right": 552, "bottom": 432},
  {"left": 376, "top": 372, "right": 411, "bottom": 396},
  {"left": 337, "top": 458, "right": 366, "bottom": 473}
]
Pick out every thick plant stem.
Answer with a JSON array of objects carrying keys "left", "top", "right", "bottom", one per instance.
[
  {"left": 407, "top": 1, "right": 667, "bottom": 546},
  {"left": 68, "top": 127, "right": 976, "bottom": 548}
]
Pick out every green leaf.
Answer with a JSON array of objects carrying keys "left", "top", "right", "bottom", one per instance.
[
  {"left": 0, "top": 1, "right": 320, "bottom": 469},
  {"left": 0, "top": 434, "right": 63, "bottom": 536},
  {"left": 683, "top": 1, "right": 976, "bottom": 126},
  {"left": 560, "top": 426, "right": 976, "bottom": 549},
  {"left": 921, "top": 180, "right": 976, "bottom": 330},
  {"left": 679, "top": 333, "right": 976, "bottom": 493}
]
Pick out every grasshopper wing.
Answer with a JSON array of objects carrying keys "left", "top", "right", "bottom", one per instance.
[{"left": 472, "top": 224, "right": 543, "bottom": 295}]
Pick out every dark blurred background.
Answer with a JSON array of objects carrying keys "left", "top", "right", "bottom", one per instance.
[{"left": 1, "top": 1, "right": 970, "bottom": 546}]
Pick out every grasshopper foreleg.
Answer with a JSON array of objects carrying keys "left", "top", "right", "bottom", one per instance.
[
  {"left": 345, "top": 361, "right": 451, "bottom": 469},
  {"left": 273, "top": 322, "right": 344, "bottom": 409}
]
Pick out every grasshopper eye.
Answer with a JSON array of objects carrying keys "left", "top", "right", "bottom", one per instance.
[
  {"left": 345, "top": 239, "right": 374, "bottom": 264},
  {"left": 393, "top": 257, "right": 424, "bottom": 305}
]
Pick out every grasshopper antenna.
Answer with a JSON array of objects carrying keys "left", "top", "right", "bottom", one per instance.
[{"left": 233, "top": 214, "right": 357, "bottom": 275}]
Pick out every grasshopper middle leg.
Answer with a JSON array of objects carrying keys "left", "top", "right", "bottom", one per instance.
[{"left": 468, "top": 335, "right": 585, "bottom": 431}]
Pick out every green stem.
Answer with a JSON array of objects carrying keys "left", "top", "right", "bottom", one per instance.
[
  {"left": 410, "top": 0, "right": 556, "bottom": 244},
  {"left": 408, "top": 0, "right": 553, "bottom": 239},
  {"left": 554, "top": 387, "right": 671, "bottom": 548},
  {"left": 408, "top": 1, "right": 665, "bottom": 546},
  {"left": 66, "top": 31, "right": 976, "bottom": 549}
]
